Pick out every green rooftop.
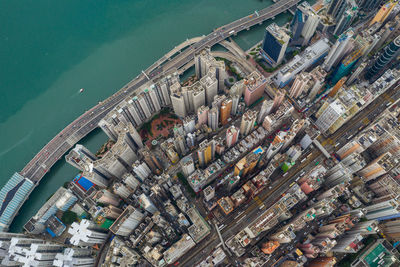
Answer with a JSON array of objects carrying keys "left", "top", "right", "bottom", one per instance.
[{"left": 100, "top": 218, "right": 114, "bottom": 229}]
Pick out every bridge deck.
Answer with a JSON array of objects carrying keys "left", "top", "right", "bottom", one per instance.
[{"left": 8, "top": 0, "right": 301, "bottom": 231}]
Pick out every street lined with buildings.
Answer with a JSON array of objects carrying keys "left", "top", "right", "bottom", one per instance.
[{"left": 1, "top": 0, "right": 400, "bottom": 267}]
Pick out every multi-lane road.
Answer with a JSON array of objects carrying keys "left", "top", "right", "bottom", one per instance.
[
  {"left": 0, "top": 0, "right": 301, "bottom": 241},
  {"left": 178, "top": 82, "right": 400, "bottom": 266},
  {"left": 20, "top": 0, "right": 301, "bottom": 183}
]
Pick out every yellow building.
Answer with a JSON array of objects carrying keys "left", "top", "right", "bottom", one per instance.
[
  {"left": 329, "top": 77, "right": 347, "bottom": 97},
  {"left": 197, "top": 139, "right": 215, "bottom": 167},
  {"left": 220, "top": 98, "right": 232, "bottom": 125},
  {"left": 315, "top": 101, "right": 329, "bottom": 118},
  {"left": 234, "top": 146, "right": 264, "bottom": 177},
  {"left": 370, "top": 1, "right": 397, "bottom": 26},
  {"left": 166, "top": 148, "right": 179, "bottom": 164}
]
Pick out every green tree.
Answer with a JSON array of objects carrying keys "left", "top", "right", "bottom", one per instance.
[{"left": 61, "top": 210, "right": 78, "bottom": 225}]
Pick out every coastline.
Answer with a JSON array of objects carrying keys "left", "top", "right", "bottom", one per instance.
[{"left": 4, "top": 1, "right": 296, "bottom": 232}]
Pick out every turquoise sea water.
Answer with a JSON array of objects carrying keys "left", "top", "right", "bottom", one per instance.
[{"left": 0, "top": 0, "right": 294, "bottom": 232}]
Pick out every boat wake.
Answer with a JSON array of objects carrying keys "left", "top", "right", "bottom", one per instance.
[{"left": 0, "top": 130, "right": 33, "bottom": 158}]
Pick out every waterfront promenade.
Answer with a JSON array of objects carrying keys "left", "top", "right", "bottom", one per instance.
[{"left": 1, "top": 0, "right": 301, "bottom": 232}]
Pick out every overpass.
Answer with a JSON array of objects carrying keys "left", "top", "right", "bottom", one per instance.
[
  {"left": 2, "top": 0, "right": 302, "bottom": 232},
  {"left": 178, "top": 51, "right": 256, "bottom": 75},
  {"left": 142, "top": 36, "right": 203, "bottom": 77},
  {"left": 211, "top": 51, "right": 256, "bottom": 74},
  {"left": 154, "top": 0, "right": 300, "bottom": 76},
  {"left": 219, "top": 39, "right": 248, "bottom": 59}
]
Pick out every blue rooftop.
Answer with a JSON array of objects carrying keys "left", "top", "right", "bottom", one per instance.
[{"left": 0, "top": 173, "right": 34, "bottom": 231}]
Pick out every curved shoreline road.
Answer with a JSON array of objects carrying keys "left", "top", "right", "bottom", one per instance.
[{"left": 21, "top": 0, "right": 300, "bottom": 183}]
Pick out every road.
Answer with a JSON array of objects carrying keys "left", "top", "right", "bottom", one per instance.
[
  {"left": 178, "top": 82, "right": 400, "bottom": 266},
  {"left": 7, "top": 0, "right": 301, "bottom": 249},
  {"left": 20, "top": 0, "right": 301, "bottom": 184}
]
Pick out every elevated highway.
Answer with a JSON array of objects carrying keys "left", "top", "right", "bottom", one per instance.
[
  {"left": 153, "top": 0, "right": 300, "bottom": 77},
  {"left": 21, "top": 0, "right": 301, "bottom": 182},
  {"left": 220, "top": 39, "right": 248, "bottom": 59},
  {"left": 178, "top": 51, "right": 256, "bottom": 75},
  {"left": 211, "top": 51, "right": 256, "bottom": 74},
  {"left": 5, "top": 0, "right": 302, "bottom": 231}
]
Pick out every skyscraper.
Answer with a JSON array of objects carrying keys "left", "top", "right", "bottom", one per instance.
[
  {"left": 368, "top": 174, "right": 400, "bottom": 200},
  {"left": 358, "top": 0, "right": 385, "bottom": 11},
  {"left": 128, "top": 96, "right": 146, "bottom": 124},
  {"left": 112, "top": 121, "right": 143, "bottom": 153},
  {"left": 173, "top": 123, "right": 185, "bottom": 136},
  {"left": 181, "top": 155, "right": 195, "bottom": 177},
  {"left": 315, "top": 100, "right": 346, "bottom": 133},
  {"left": 139, "top": 146, "right": 163, "bottom": 174},
  {"left": 243, "top": 71, "right": 267, "bottom": 106},
  {"left": 53, "top": 248, "right": 95, "bottom": 267},
  {"left": 110, "top": 205, "right": 145, "bottom": 236},
  {"left": 132, "top": 160, "right": 151, "bottom": 181},
  {"left": 369, "top": 0, "right": 397, "bottom": 26},
  {"left": 231, "top": 94, "right": 240, "bottom": 116},
  {"left": 181, "top": 81, "right": 206, "bottom": 114},
  {"left": 289, "top": 72, "right": 313, "bottom": 98},
  {"left": 257, "top": 99, "right": 273, "bottom": 124},
  {"left": 331, "top": 44, "right": 364, "bottom": 85},
  {"left": 234, "top": 147, "right": 264, "bottom": 177},
  {"left": 365, "top": 35, "right": 400, "bottom": 80},
  {"left": 197, "top": 139, "right": 215, "bottom": 167},
  {"left": 308, "top": 66, "right": 327, "bottom": 101},
  {"left": 271, "top": 89, "right": 285, "bottom": 113},
  {"left": 380, "top": 219, "right": 400, "bottom": 241},
  {"left": 65, "top": 144, "right": 97, "bottom": 172},
  {"left": 183, "top": 116, "right": 196, "bottom": 134},
  {"left": 208, "top": 107, "right": 219, "bottom": 131},
  {"left": 93, "top": 189, "right": 120, "bottom": 206},
  {"left": 186, "top": 132, "right": 196, "bottom": 148},
  {"left": 122, "top": 173, "right": 140, "bottom": 191},
  {"left": 229, "top": 79, "right": 245, "bottom": 97},
  {"left": 212, "top": 94, "right": 227, "bottom": 110},
  {"left": 199, "top": 67, "right": 218, "bottom": 106},
  {"left": 112, "top": 182, "right": 132, "bottom": 199},
  {"left": 98, "top": 114, "right": 122, "bottom": 140},
  {"left": 160, "top": 139, "right": 179, "bottom": 164},
  {"left": 327, "top": 0, "right": 356, "bottom": 22},
  {"left": 195, "top": 49, "right": 227, "bottom": 91},
  {"left": 170, "top": 82, "right": 187, "bottom": 118},
  {"left": 357, "top": 152, "right": 397, "bottom": 182},
  {"left": 333, "top": 7, "right": 357, "bottom": 36},
  {"left": 261, "top": 23, "right": 290, "bottom": 67},
  {"left": 323, "top": 29, "right": 354, "bottom": 71},
  {"left": 274, "top": 38, "right": 330, "bottom": 88},
  {"left": 24, "top": 187, "right": 77, "bottom": 234},
  {"left": 226, "top": 126, "right": 240, "bottom": 148},
  {"left": 240, "top": 110, "right": 258, "bottom": 136},
  {"left": 347, "top": 61, "right": 367, "bottom": 85},
  {"left": 363, "top": 197, "right": 400, "bottom": 220},
  {"left": 174, "top": 134, "right": 188, "bottom": 156},
  {"left": 137, "top": 93, "right": 152, "bottom": 119},
  {"left": 197, "top": 105, "right": 209, "bottom": 126},
  {"left": 68, "top": 219, "right": 109, "bottom": 246},
  {"left": 291, "top": 2, "right": 320, "bottom": 46},
  {"left": 103, "top": 205, "right": 123, "bottom": 219},
  {"left": 138, "top": 193, "right": 158, "bottom": 214},
  {"left": 0, "top": 233, "right": 76, "bottom": 266},
  {"left": 220, "top": 98, "right": 232, "bottom": 125}
]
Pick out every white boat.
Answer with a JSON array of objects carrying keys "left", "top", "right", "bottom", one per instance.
[{"left": 79, "top": 88, "right": 84, "bottom": 93}]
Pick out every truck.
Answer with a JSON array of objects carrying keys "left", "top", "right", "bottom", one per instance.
[{"left": 229, "top": 30, "right": 235, "bottom": 35}]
